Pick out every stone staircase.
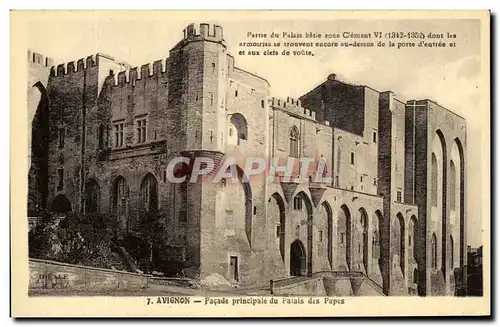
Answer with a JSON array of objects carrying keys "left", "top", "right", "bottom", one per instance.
[
  {"left": 270, "top": 271, "right": 386, "bottom": 296},
  {"left": 109, "top": 242, "right": 141, "bottom": 273}
]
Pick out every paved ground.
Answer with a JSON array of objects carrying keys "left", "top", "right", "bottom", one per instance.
[{"left": 29, "top": 283, "right": 271, "bottom": 297}]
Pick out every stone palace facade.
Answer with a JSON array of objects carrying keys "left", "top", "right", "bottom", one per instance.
[{"left": 28, "top": 23, "right": 467, "bottom": 296}]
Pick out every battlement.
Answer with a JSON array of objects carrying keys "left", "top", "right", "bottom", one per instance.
[
  {"left": 50, "top": 55, "right": 98, "bottom": 77},
  {"left": 109, "top": 59, "right": 167, "bottom": 87},
  {"left": 183, "top": 23, "right": 224, "bottom": 43},
  {"left": 270, "top": 96, "right": 317, "bottom": 119},
  {"left": 28, "top": 50, "right": 54, "bottom": 68}
]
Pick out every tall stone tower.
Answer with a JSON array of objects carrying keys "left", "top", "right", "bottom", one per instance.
[{"left": 167, "top": 23, "right": 229, "bottom": 277}]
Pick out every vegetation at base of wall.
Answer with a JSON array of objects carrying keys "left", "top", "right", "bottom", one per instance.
[
  {"left": 29, "top": 210, "right": 189, "bottom": 277},
  {"left": 123, "top": 210, "right": 189, "bottom": 277},
  {"left": 28, "top": 211, "right": 120, "bottom": 269}
]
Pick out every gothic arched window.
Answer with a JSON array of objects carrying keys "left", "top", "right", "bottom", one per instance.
[
  {"left": 289, "top": 126, "right": 299, "bottom": 158},
  {"left": 140, "top": 173, "right": 158, "bottom": 212},
  {"left": 112, "top": 176, "right": 128, "bottom": 216}
]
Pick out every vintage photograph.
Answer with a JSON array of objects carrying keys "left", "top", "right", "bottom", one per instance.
[{"left": 12, "top": 10, "right": 490, "bottom": 316}]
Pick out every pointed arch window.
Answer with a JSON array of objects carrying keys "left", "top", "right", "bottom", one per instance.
[
  {"left": 112, "top": 176, "right": 128, "bottom": 216},
  {"left": 140, "top": 173, "right": 159, "bottom": 212},
  {"left": 289, "top": 126, "right": 299, "bottom": 158}
]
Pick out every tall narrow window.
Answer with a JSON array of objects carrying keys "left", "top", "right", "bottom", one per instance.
[
  {"left": 373, "top": 131, "right": 377, "bottom": 143},
  {"left": 261, "top": 99, "right": 265, "bottom": 108},
  {"left": 350, "top": 152, "right": 355, "bottom": 165},
  {"left": 431, "top": 233, "right": 437, "bottom": 269},
  {"left": 136, "top": 118, "right": 147, "bottom": 144},
  {"left": 289, "top": 126, "right": 299, "bottom": 158},
  {"left": 293, "top": 196, "right": 303, "bottom": 210},
  {"left": 140, "top": 173, "right": 158, "bottom": 212},
  {"left": 57, "top": 168, "right": 64, "bottom": 190},
  {"left": 58, "top": 127, "right": 65, "bottom": 149},
  {"left": 431, "top": 153, "right": 438, "bottom": 206},
  {"left": 112, "top": 176, "right": 128, "bottom": 217},
  {"left": 229, "top": 256, "right": 239, "bottom": 282},
  {"left": 98, "top": 124, "right": 105, "bottom": 150},
  {"left": 397, "top": 191, "right": 402, "bottom": 202},
  {"left": 179, "top": 182, "right": 188, "bottom": 223},
  {"left": 114, "top": 122, "right": 124, "bottom": 147}
]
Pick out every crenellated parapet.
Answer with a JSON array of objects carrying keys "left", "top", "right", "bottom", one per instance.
[
  {"left": 50, "top": 55, "right": 98, "bottom": 77},
  {"left": 28, "top": 50, "right": 54, "bottom": 68},
  {"left": 109, "top": 59, "right": 168, "bottom": 87},
  {"left": 270, "top": 96, "right": 329, "bottom": 126},
  {"left": 180, "top": 22, "right": 225, "bottom": 46}
]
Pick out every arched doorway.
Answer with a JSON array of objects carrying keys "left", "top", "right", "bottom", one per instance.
[
  {"left": 228, "top": 113, "right": 248, "bottom": 146},
  {"left": 293, "top": 191, "right": 313, "bottom": 276},
  {"left": 290, "top": 239, "right": 306, "bottom": 276},
  {"left": 49, "top": 194, "right": 72, "bottom": 214}
]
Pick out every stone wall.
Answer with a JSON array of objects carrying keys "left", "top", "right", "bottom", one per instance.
[{"left": 29, "top": 258, "right": 149, "bottom": 291}]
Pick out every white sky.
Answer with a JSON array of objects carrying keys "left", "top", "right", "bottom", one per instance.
[{"left": 27, "top": 14, "right": 485, "bottom": 247}]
